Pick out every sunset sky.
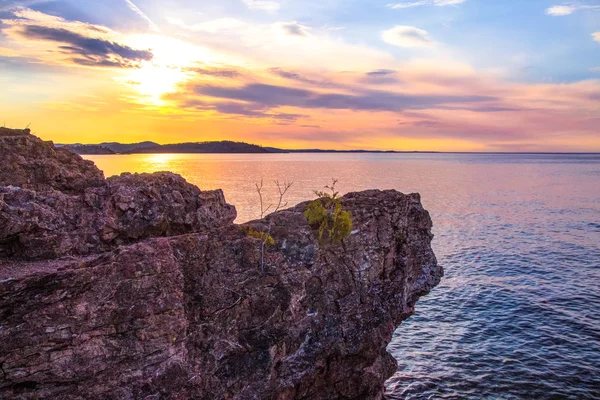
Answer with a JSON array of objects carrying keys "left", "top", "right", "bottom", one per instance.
[{"left": 1, "top": 0, "right": 599, "bottom": 151}]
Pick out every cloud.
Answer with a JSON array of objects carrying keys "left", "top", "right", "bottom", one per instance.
[
  {"left": 242, "top": 0, "right": 280, "bottom": 12},
  {"left": 594, "top": 32, "right": 600, "bottom": 42},
  {"left": 366, "top": 69, "right": 396, "bottom": 76},
  {"left": 268, "top": 67, "right": 332, "bottom": 86},
  {"left": 176, "top": 97, "right": 303, "bottom": 123},
  {"left": 591, "top": 67, "right": 600, "bottom": 72},
  {"left": 362, "top": 69, "right": 401, "bottom": 84},
  {"left": 189, "top": 82, "right": 496, "bottom": 112},
  {"left": 382, "top": 25, "right": 434, "bottom": 48},
  {"left": 164, "top": 16, "right": 394, "bottom": 70},
  {"left": 185, "top": 66, "right": 241, "bottom": 78},
  {"left": 546, "top": 4, "right": 600, "bottom": 16},
  {"left": 0, "top": 9, "right": 155, "bottom": 68},
  {"left": 546, "top": 5, "right": 576, "bottom": 15},
  {"left": 17, "top": 24, "right": 153, "bottom": 67},
  {"left": 388, "top": 0, "right": 466, "bottom": 9},
  {"left": 279, "top": 21, "right": 310, "bottom": 37}
]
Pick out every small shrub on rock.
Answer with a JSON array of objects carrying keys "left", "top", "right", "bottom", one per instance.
[{"left": 304, "top": 179, "right": 352, "bottom": 244}]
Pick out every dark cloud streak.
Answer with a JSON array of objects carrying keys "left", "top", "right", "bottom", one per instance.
[
  {"left": 366, "top": 69, "right": 396, "bottom": 76},
  {"left": 191, "top": 82, "right": 497, "bottom": 112},
  {"left": 177, "top": 97, "right": 304, "bottom": 123},
  {"left": 362, "top": 69, "right": 401, "bottom": 85},
  {"left": 185, "top": 66, "right": 241, "bottom": 78},
  {"left": 268, "top": 67, "right": 334, "bottom": 87},
  {"left": 18, "top": 25, "right": 153, "bottom": 67}
]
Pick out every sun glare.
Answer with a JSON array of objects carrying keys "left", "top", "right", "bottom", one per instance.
[
  {"left": 123, "top": 64, "right": 187, "bottom": 105},
  {"left": 146, "top": 153, "right": 180, "bottom": 170},
  {"left": 119, "top": 34, "right": 213, "bottom": 105}
]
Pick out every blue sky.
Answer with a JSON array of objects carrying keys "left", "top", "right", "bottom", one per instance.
[
  {"left": 11, "top": 0, "right": 598, "bottom": 81},
  {"left": 1, "top": 0, "right": 599, "bottom": 150}
]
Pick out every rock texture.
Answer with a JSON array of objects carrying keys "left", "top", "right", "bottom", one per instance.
[{"left": 0, "top": 129, "right": 443, "bottom": 399}]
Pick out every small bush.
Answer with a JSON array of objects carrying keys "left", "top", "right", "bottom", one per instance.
[{"left": 304, "top": 179, "right": 352, "bottom": 244}]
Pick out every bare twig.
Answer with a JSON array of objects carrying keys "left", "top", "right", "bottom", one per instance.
[{"left": 255, "top": 180, "right": 293, "bottom": 271}]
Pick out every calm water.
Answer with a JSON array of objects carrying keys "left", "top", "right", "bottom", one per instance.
[{"left": 86, "top": 153, "right": 600, "bottom": 399}]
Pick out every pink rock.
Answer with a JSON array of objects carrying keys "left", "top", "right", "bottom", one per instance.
[{"left": 0, "top": 129, "right": 442, "bottom": 399}]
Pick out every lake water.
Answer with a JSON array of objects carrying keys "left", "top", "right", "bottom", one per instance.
[{"left": 86, "top": 153, "right": 600, "bottom": 399}]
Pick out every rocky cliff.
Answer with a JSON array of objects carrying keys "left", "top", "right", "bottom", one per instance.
[{"left": 0, "top": 128, "right": 443, "bottom": 399}]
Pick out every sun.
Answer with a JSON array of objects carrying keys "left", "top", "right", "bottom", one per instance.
[
  {"left": 117, "top": 34, "right": 214, "bottom": 105},
  {"left": 123, "top": 64, "right": 187, "bottom": 105}
]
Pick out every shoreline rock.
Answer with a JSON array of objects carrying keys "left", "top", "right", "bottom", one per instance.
[{"left": 0, "top": 128, "right": 443, "bottom": 399}]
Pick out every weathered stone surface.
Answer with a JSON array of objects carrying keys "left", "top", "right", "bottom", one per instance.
[
  {"left": 0, "top": 131, "right": 236, "bottom": 260},
  {"left": 0, "top": 129, "right": 442, "bottom": 399}
]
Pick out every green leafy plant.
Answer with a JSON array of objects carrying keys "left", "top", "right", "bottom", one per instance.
[{"left": 304, "top": 179, "right": 352, "bottom": 244}]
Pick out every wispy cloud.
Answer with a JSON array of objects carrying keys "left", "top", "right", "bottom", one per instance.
[
  {"left": 546, "top": 4, "right": 600, "bottom": 16},
  {"left": 185, "top": 65, "right": 242, "bottom": 78},
  {"left": 164, "top": 16, "right": 393, "bottom": 70},
  {"left": 2, "top": 9, "right": 153, "bottom": 68},
  {"left": 388, "top": 0, "right": 466, "bottom": 9},
  {"left": 242, "top": 0, "right": 280, "bottom": 13},
  {"left": 594, "top": 32, "right": 600, "bottom": 42},
  {"left": 124, "top": 0, "right": 160, "bottom": 32},
  {"left": 382, "top": 25, "right": 434, "bottom": 48}
]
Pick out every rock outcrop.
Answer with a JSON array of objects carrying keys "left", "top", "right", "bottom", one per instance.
[
  {"left": 0, "top": 129, "right": 443, "bottom": 399},
  {"left": 0, "top": 127, "right": 105, "bottom": 193},
  {"left": 0, "top": 130, "right": 236, "bottom": 260}
]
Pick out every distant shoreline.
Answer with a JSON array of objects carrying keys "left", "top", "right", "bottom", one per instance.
[
  {"left": 56, "top": 142, "right": 599, "bottom": 156},
  {"left": 81, "top": 151, "right": 600, "bottom": 155}
]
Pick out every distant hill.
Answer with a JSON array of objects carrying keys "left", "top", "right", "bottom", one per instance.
[
  {"left": 61, "top": 144, "right": 115, "bottom": 155},
  {"left": 59, "top": 140, "right": 437, "bottom": 154},
  {"left": 100, "top": 141, "right": 159, "bottom": 153},
  {"left": 128, "top": 141, "right": 269, "bottom": 154}
]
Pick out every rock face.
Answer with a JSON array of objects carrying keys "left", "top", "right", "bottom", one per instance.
[{"left": 0, "top": 129, "right": 443, "bottom": 399}]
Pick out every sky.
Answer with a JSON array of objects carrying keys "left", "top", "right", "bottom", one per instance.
[{"left": 1, "top": 0, "right": 599, "bottom": 151}]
